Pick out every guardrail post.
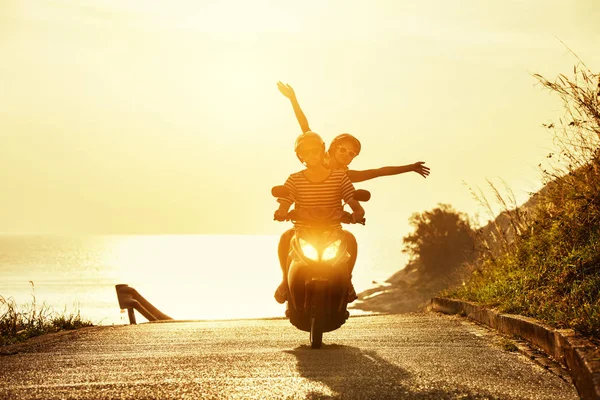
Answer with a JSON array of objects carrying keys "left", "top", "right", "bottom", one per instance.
[
  {"left": 115, "top": 284, "right": 136, "bottom": 324},
  {"left": 126, "top": 307, "right": 137, "bottom": 325}
]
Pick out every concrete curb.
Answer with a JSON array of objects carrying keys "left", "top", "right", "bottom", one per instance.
[{"left": 431, "top": 297, "right": 600, "bottom": 400}]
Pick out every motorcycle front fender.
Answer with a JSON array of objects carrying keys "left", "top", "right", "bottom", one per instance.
[{"left": 287, "top": 259, "right": 307, "bottom": 312}]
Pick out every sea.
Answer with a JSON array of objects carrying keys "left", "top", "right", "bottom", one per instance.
[{"left": 0, "top": 233, "right": 407, "bottom": 325}]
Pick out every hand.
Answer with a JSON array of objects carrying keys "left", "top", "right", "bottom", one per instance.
[
  {"left": 352, "top": 212, "right": 366, "bottom": 224},
  {"left": 277, "top": 81, "right": 296, "bottom": 100},
  {"left": 412, "top": 161, "right": 430, "bottom": 178},
  {"left": 274, "top": 209, "right": 288, "bottom": 221},
  {"left": 352, "top": 208, "right": 365, "bottom": 222}
]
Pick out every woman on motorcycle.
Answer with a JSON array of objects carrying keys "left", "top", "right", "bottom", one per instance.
[
  {"left": 274, "top": 131, "right": 365, "bottom": 304},
  {"left": 274, "top": 82, "right": 430, "bottom": 304}
]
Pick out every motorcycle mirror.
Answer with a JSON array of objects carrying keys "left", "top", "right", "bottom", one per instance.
[
  {"left": 354, "top": 189, "right": 371, "bottom": 202},
  {"left": 271, "top": 185, "right": 289, "bottom": 198}
]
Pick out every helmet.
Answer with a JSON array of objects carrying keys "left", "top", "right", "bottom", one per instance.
[
  {"left": 328, "top": 133, "right": 361, "bottom": 156},
  {"left": 294, "top": 131, "right": 325, "bottom": 153},
  {"left": 294, "top": 131, "right": 325, "bottom": 164}
]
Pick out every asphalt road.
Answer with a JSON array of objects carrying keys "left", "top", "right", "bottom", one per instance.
[{"left": 0, "top": 313, "right": 579, "bottom": 399}]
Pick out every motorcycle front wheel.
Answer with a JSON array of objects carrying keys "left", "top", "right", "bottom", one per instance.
[{"left": 310, "top": 315, "right": 323, "bottom": 349}]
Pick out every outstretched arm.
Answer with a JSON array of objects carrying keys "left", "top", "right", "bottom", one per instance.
[
  {"left": 277, "top": 81, "right": 311, "bottom": 133},
  {"left": 347, "top": 162, "right": 430, "bottom": 183}
]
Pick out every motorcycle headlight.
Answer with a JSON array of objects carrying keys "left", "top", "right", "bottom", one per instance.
[
  {"left": 321, "top": 239, "right": 341, "bottom": 261},
  {"left": 299, "top": 238, "right": 319, "bottom": 261}
]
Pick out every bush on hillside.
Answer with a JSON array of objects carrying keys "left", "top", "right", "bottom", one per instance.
[{"left": 402, "top": 204, "right": 476, "bottom": 281}]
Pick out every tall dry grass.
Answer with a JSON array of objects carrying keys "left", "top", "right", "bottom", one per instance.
[
  {"left": 1, "top": 282, "right": 93, "bottom": 346},
  {"left": 448, "top": 62, "right": 600, "bottom": 339}
]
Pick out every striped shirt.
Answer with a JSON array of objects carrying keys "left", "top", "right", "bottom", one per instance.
[{"left": 278, "top": 169, "right": 355, "bottom": 212}]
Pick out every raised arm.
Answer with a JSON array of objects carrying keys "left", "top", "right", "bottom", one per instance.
[
  {"left": 277, "top": 81, "right": 311, "bottom": 133},
  {"left": 346, "top": 162, "right": 430, "bottom": 183}
]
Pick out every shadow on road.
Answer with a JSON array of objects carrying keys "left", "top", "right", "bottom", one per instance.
[{"left": 285, "top": 344, "right": 497, "bottom": 400}]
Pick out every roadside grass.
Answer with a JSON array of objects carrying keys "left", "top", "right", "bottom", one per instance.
[
  {"left": 499, "top": 338, "right": 519, "bottom": 353},
  {"left": 0, "top": 294, "right": 93, "bottom": 346},
  {"left": 446, "top": 63, "right": 600, "bottom": 341}
]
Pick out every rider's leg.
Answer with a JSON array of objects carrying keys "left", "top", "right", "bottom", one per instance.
[
  {"left": 345, "top": 231, "right": 358, "bottom": 302},
  {"left": 346, "top": 231, "right": 358, "bottom": 275},
  {"left": 275, "top": 228, "right": 294, "bottom": 303}
]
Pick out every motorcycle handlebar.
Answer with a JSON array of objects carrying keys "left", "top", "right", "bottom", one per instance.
[
  {"left": 340, "top": 213, "right": 366, "bottom": 225},
  {"left": 276, "top": 210, "right": 366, "bottom": 225}
]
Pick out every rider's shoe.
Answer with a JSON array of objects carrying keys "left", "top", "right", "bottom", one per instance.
[
  {"left": 274, "top": 282, "right": 288, "bottom": 304},
  {"left": 347, "top": 281, "right": 358, "bottom": 303}
]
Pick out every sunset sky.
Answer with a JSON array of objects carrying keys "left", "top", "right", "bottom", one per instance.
[{"left": 1, "top": 0, "right": 599, "bottom": 237}]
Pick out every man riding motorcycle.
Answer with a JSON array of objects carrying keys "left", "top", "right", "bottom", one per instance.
[{"left": 273, "top": 131, "right": 365, "bottom": 304}]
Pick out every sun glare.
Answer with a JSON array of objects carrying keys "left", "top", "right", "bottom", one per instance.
[{"left": 102, "top": 235, "right": 284, "bottom": 321}]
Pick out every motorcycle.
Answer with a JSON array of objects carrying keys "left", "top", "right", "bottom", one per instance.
[{"left": 272, "top": 185, "right": 370, "bottom": 348}]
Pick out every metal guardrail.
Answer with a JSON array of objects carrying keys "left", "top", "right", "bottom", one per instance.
[{"left": 115, "top": 284, "right": 173, "bottom": 325}]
